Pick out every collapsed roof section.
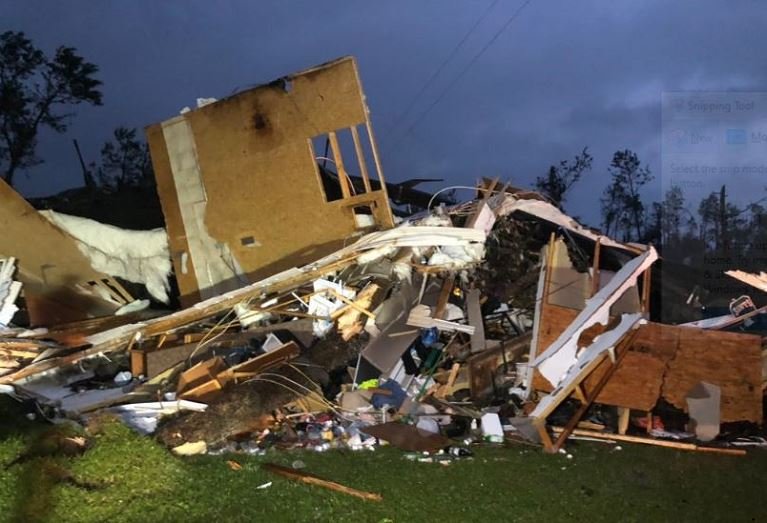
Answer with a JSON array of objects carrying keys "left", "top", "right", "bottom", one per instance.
[
  {"left": 0, "top": 178, "right": 135, "bottom": 325},
  {"left": 146, "top": 56, "right": 395, "bottom": 307}
]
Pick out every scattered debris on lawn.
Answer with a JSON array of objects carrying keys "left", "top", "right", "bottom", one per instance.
[{"left": 1, "top": 56, "right": 765, "bottom": 488}]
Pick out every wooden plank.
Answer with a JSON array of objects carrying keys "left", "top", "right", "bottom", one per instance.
[
  {"left": 433, "top": 275, "right": 455, "bottom": 320},
  {"left": 467, "top": 288, "right": 485, "bottom": 353},
  {"left": 218, "top": 341, "right": 301, "bottom": 382},
  {"left": 350, "top": 125, "right": 372, "bottom": 193},
  {"left": 590, "top": 237, "right": 601, "bottom": 297},
  {"left": 536, "top": 422, "right": 555, "bottom": 453},
  {"left": 552, "top": 427, "right": 746, "bottom": 456},
  {"left": 262, "top": 462, "right": 382, "bottom": 502},
  {"left": 437, "top": 363, "right": 461, "bottom": 399},
  {"left": 618, "top": 407, "right": 630, "bottom": 435},
  {"left": 641, "top": 266, "right": 652, "bottom": 313},
  {"left": 327, "top": 131, "right": 352, "bottom": 199}
]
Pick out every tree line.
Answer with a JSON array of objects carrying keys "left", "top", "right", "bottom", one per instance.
[
  {"left": 535, "top": 147, "right": 767, "bottom": 272},
  {"left": 0, "top": 30, "right": 151, "bottom": 191}
]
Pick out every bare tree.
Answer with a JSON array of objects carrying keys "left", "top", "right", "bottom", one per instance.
[{"left": 534, "top": 147, "right": 592, "bottom": 210}]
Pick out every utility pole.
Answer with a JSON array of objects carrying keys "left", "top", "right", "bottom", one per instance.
[
  {"left": 719, "top": 185, "right": 728, "bottom": 256},
  {"left": 73, "top": 139, "right": 95, "bottom": 188}
]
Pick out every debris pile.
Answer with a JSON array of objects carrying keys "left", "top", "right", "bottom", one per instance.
[{"left": 2, "top": 57, "right": 765, "bottom": 473}]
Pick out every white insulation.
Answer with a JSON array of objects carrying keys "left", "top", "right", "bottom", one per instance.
[{"left": 40, "top": 211, "right": 172, "bottom": 304}]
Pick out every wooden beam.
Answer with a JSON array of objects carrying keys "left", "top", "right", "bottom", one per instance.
[
  {"left": 590, "top": 237, "right": 601, "bottom": 297},
  {"left": 363, "top": 120, "right": 395, "bottom": 227},
  {"left": 536, "top": 421, "right": 556, "bottom": 453},
  {"left": 327, "top": 131, "right": 351, "bottom": 198},
  {"left": 618, "top": 407, "right": 630, "bottom": 435},
  {"left": 641, "top": 266, "right": 652, "bottom": 314},
  {"left": 552, "top": 427, "right": 746, "bottom": 456},
  {"left": 350, "top": 125, "right": 372, "bottom": 193}
]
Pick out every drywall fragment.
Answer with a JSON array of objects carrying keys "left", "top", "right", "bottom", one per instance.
[
  {"left": 0, "top": 258, "right": 21, "bottom": 327},
  {"left": 686, "top": 381, "right": 721, "bottom": 442},
  {"left": 481, "top": 413, "right": 504, "bottom": 442}
]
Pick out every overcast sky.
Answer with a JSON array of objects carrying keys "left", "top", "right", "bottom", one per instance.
[{"left": 4, "top": 0, "right": 767, "bottom": 226}]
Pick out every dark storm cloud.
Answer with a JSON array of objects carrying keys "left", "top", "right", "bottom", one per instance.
[{"left": 3, "top": 0, "right": 767, "bottom": 226}]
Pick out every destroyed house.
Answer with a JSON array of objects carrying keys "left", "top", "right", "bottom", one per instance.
[{"left": 0, "top": 57, "right": 765, "bottom": 465}]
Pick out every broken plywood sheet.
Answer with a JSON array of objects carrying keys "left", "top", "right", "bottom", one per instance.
[
  {"left": 532, "top": 304, "right": 763, "bottom": 422},
  {"left": 662, "top": 328, "right": 762, "bottom": 423},
  {"left": 532, "top": 308, "right": 675, "bottom": 410},
  {"left": 533, "top": 247, "right": 657, "bottom": 386},
  {"left": 0, "top": 179, "right": 125, "bottom": 325},
  {"left": 147, "top": 56, "right": 394, "bottom": 305}
]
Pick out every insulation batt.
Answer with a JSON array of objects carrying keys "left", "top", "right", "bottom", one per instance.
[{"left": 39, "top": 211, "right": 172, "bottom": 304}]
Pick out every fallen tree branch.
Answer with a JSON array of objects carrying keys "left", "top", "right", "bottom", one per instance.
[{"left": 262, "top": 463, "right": 382, "bottom": 502}]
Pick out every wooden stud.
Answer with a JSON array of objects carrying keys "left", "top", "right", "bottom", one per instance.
[
  {"left": 350, "top": 125, "right": 372, "bottom": 193},
  {"left": 536, "top": 422, "right": 556, "bottom": 453},
  {"left": 466, "top": 177, "right": 499, "bottom": 228},
  {"left": 590, "top": 237, "right": 601, "bottom": 297},
  {"left": 543, "top": 233, "right": 557, "bottom": 306},
  {"left": 641, "top": 266, "right": 652, "bottom": 314},
  {"left": 327, "top": 131, "right": 352, "bottom": 198},
  {"left": 552, "top": 427, "right": 746, "bottom": 456},
  {"left": 573, "top": 384, "right": 587, "bottom": 403},
  {"left": 618, "top": 407, "right": 630, "bottom": 435},
  {"left": 549, "top": 332, "right": 635, "bottom": 452},
  {"left": 363, "top": 121, "right": 395, "bottom": 227},
  {"left": 434, "top": 275, "right": 456, "bottom": 320}
]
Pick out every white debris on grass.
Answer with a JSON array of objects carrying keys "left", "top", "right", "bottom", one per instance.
[
  {"left": 40, "top": 210, "right": 172, "bottom": 303},
  {"left": 107, "top": 400, "right": 208, "bottom": 435}
]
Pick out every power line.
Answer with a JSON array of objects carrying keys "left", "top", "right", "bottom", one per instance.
[
  {"left": 390, "top": 0, "right": 535, "bottom": 151},
  {"left": 384, "top": 0, "right": 502, "bottom": 141}
]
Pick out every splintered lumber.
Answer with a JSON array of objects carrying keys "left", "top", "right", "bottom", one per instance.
[
  {"left": 262, "top": 463, "right": 382, "bottom": 502},
  {"left": 551, "top": 427, "right": 746, "bottom": 456}
]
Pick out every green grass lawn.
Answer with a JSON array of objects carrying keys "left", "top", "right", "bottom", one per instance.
[{"left": 1, "top": 396, "right": 766, "bottom": 523}]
